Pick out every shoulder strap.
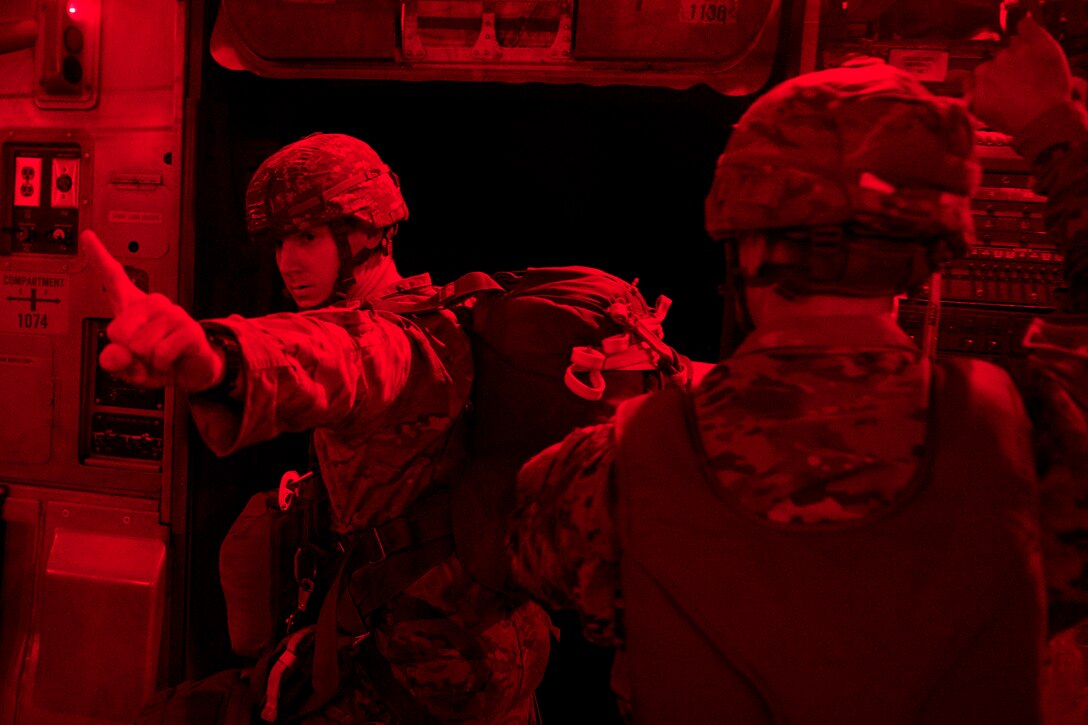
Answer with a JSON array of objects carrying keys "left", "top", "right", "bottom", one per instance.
[
  {"left": 433, "top": 271, "right": 505, "bottom": 305},
  {"left": 368, "top": 272, "right": 504, "bottom": 316}
]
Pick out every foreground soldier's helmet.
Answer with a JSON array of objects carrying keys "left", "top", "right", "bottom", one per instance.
[
  {"left": 245, "top": 133, "right": 408, "bottom": 253},
  {"left": 705, "top": 60, "right": 980, "bottom": 295}
]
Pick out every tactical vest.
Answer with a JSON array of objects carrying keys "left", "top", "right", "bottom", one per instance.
[{"left": 615, "top": 357, "right": 1045, "bottom": 725}]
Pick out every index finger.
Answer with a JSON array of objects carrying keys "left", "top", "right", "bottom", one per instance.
[{"left": 81, "top": 230, "right": 146, "bottom": 314}]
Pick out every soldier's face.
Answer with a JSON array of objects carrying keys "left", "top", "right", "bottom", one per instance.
[{"left": 276, "top": 224, "right": 341, "bottom": 308}]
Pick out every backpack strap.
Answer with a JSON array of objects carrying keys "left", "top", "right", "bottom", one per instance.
[
  {"left": 367, "top": 272, "right": 504, "bottom": 315},
  {"left": 432, "top": 271, "right": 504, "bottom": 306}
]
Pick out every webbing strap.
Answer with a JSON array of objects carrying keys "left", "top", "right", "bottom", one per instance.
[
  {"left": 303, "top": 492, "right": 456, "bottom": 715},
  {"left": 260, "top": 628, "right": 311, "bottom": 722},
  {"left": 368, "top": 271, "right": 504, "bottom": 315},
  {"left": 345, "top": 492, "right": 451, "bottom": 569},
  {"left": 750, "top": 230, "right": 934, "bottom": 299},
  {"left": 308, "top": 561, "right": 345, "bottom": 712}
]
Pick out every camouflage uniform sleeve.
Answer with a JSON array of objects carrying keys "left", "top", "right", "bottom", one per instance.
[
  {"left": 506, "top": 423, "right": 625, "bottom": 647},
  {"left": 188, "top": 308, "right": 413, "bottom": 456},
  {"left": 1016, "top": 101, "right": 1088, "bottom": 632}
]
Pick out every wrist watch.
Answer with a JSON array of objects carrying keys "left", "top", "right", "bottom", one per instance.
[{"left": 199, "top": 325, "right": 243, "bottom": 399}]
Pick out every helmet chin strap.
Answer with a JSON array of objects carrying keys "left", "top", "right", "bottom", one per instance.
[
  {"left": 318, "top": 222, "right": 395, "bottom": 307},
  {"left": 351, "top": 250, "right": 395, "bottom": 301}
]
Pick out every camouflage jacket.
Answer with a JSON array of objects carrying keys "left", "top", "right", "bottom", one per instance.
[
  {"left": 190, "top": 274, "right": 550, "bottom": 723},
  {"left": 507, "top": 101, "right": 1088, "bottom": 674}
]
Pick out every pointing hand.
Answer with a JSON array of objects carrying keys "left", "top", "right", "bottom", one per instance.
[{"left": 84, "top": 230, "right": 223, "bottom": 391}]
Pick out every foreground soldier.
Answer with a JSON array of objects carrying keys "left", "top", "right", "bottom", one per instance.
[
  {"left": 90, "top": 133, "right": 550, "bottom": 723},
  {"left": 507, "top": 20, "right": 1088, "bottom": 724}
]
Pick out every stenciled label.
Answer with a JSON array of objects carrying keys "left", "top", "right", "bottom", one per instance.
[
  {"left": 0, "top": 272, "right": 70, "bottom": 334},
  {"left": 680, "top": 0, "right": 737, "bottom": 25}
]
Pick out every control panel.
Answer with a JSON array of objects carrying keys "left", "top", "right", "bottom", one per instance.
[{"left": 896, "top": 139, "right": 1062, "bottom": 360}]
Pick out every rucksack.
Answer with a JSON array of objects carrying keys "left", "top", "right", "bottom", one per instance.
[
  {"left": 225, "top": 266, "right": 689, "bottom": 719},
  {"left": 441, "top": 267, "right": 689, "bottom": 591}
]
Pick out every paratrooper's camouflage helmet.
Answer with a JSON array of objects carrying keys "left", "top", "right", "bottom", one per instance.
[
  {"left": 705, "top": 60, "right": 981, "bottom": 295},
  {"left": 245, "top": 133, "right": 408, "bottom": 256}
]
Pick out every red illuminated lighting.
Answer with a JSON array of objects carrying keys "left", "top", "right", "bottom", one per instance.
[{"left": 67, "top": 3, "right": 77, "bottom": 14}]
